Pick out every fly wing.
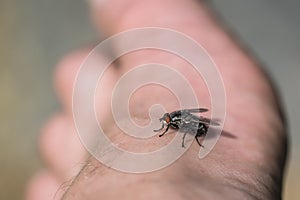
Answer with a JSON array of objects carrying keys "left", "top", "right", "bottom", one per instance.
[
  {"left": 181, "top": 108, "right": 208, "bottom": 113},
  {"left": 179, "top": 109, "right": 219, "bottom": 126},
  {"left": 169, "top": 108, "right": 208, "bottom": 117},
  {"left": 199, "top": 116, "right": 220, "bottom": 126},
  {"left": 182, "top": 113, "right": 219, "bottom": 126}
]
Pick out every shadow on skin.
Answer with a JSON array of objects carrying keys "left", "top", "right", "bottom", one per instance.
[{"left": 206, "top": 127, "right": 237, "bottom": 139}]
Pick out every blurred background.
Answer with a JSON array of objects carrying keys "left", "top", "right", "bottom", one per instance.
[{"left": 0, "top": 0, "right": 299, "bottom": 199}]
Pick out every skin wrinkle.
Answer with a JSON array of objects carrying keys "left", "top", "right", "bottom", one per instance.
[
  {"left": 173, "top": 168, "right": 258, "bottom": 200},
  {"left": 214, "top": 126, "right": 285, "bottom": 199},
  {"left": 200, "top": 155, "right": 265, "bottom": 199}
]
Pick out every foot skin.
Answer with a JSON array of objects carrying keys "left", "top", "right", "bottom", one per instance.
[{"left": 26, "top": 0, "right": 287, "bottom": 199}]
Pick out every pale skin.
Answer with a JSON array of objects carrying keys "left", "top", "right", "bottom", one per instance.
[{"left": 26, "top": 0, "right": 287, "bottom": 199}]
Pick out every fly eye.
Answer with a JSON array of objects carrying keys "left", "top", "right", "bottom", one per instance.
[{"left": 166, "top": 116, "right": 171, "bottom": 123}]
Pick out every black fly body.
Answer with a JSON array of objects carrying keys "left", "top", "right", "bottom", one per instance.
[{"left": 154, "top": 108, "right": 219, "bottom": 148}]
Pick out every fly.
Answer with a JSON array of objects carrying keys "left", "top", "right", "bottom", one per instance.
[{"left": 153, "top": 108, "right": 219, "bottom": 148}]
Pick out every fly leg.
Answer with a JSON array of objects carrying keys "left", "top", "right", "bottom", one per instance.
[
  {"left": 153, "top": 123, "right": 164, "bottom": 132},
  {"left": 182, "top": 131, "right": 188, "bottom": 148},
  {"left": 195, "top": 135, "right": 204, "bottom": 147},
  {"left": 195, "top": 124, "right": 207, "bottom": 147},
  {"left": 158, "top": 125, "right": 169, "bottom": 137}
]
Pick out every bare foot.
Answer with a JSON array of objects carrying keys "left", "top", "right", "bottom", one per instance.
[{"left": 26, "top": 0, "right": 287, "bottom": 199}]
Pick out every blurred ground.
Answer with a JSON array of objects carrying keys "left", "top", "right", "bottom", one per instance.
[
  {"left": 0, "top": 1, "right": 96, "bottom": 199},
  {"left": 0, "top": 0, "right": 299, "bottom": 199}
]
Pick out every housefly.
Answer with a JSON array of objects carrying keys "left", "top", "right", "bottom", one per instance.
[{"left": 153, "top": 108, "right": 219, "bottom": 148}]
